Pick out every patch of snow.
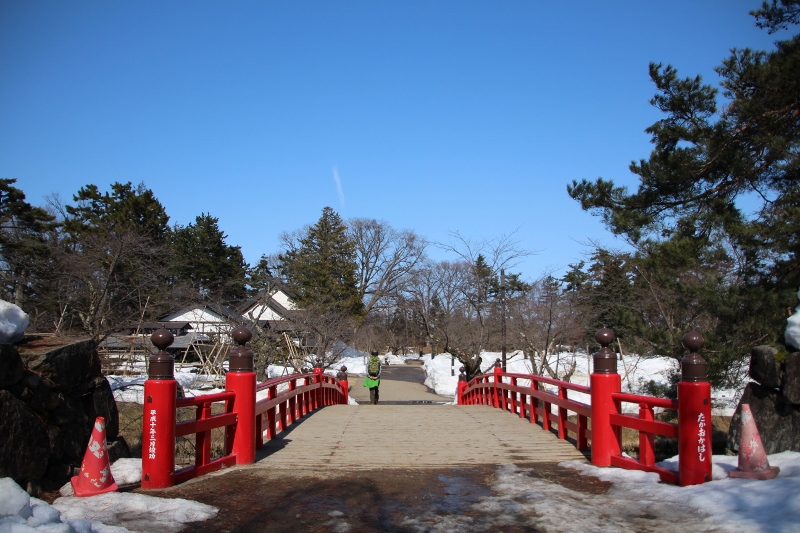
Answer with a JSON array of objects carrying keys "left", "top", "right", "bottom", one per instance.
[
  {"left": 2, "top": 475, "right": 210, "bottom": 533},
  {"left": 786, "top": 287, "right": 800, "bottom": 351},
  {"left": 0, "top": 299, "right": 29, "bottom": 344}
]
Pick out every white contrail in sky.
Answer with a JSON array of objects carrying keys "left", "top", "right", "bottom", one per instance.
[{"left": 332, "top": 166, "right": 345, "bottom": 208}]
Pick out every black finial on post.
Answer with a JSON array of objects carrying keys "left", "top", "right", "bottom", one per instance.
[
  {"left": 228, "top": 326, "right": 254, "bottom": 372},
  {"left": 592, "top": 327, "right": 617, "bottom": 374},
  {"left": 681, "top": 330, "right": 707, "bottom": 382},
  {"left": 149, "top": 326, "right": 175, "bottom": 379},
  {"left": 458, "top": 366, "right": 467, "bottom": 382},
  {"left": 336, "top": 365, "right": 348, "bottom": 381},
  {"left": 494, "top": 358, "right": 502, "bottom": 369}
]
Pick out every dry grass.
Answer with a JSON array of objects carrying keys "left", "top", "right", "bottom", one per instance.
[
  {"left": 117, "top": 402, "right": 144, "bottom": 457},
  {"left": 117, "top": 401, "right": 230, "bottom": 464}
]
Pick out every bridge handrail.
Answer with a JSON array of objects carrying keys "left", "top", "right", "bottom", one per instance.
[
  {"left": 141, "top": 325, "right": 349, "bottom": 490},
  {"left": 457, "top": 329, "right": 713, "bottom": 487},
  {"left": 254, "top": 371, "right": 347, "bottom": 446},
  {"left": 609, "top": 392, "right": 680, "bottom": 484},
  {"left": 462, "top": 369, "right": 591, "bottom": 449},
  {"left": 504, "top": 372, "right": 591, "bottom": 394},
  {"left": 173, "top": 390, "right": 238, "bottom": 483}
]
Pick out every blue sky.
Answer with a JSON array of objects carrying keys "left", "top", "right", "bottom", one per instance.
[{"left": 0, "top": 1, "right": 789, "bottom": 279}]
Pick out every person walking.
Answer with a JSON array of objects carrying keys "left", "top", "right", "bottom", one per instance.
[{"left": 363, "top": 350, "right": 382, "bottom": 405}]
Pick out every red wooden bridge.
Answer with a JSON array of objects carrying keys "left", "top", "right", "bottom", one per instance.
[{"left": 140, "top": 327, "right": 712, "bottom": 490}]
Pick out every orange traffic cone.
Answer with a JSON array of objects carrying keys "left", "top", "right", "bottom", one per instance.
[
  {"left": 70, "top": 417, "right": 119, "bottom": 496},
  {"left": 729, "top": 404, "right": 780, "bottom": 480}
]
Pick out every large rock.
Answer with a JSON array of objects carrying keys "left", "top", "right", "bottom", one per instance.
[
  {"left": 84, "top": 376, "right": 119, "bottom": 440},
  {"left": 1, "top": 338, "right": 122, "bottom": 492},
  {"left": 0, "top": 344, "right": 25, "bottom": 388},
  {"left": 749, "top": 345, "right": 781, "bottom": 389},
  {"left": 0, "top": 390, "right": 51, "bottom": 483},
  {"left": 728, "top": 382, "right": 800, "bottom": 454},
  {"left": 784, "top": 352, "right": 800, "bottom": 404},
  {"left": 21, "top": 338, "right": 100, "bottom": 396}
]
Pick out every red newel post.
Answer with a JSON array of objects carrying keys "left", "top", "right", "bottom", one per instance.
[
  {"left": 589, "top": 327, "right": 621, "bottom": 467},
  {"left": 336, "top": 366, "right": 349, "bottom": 405},
  {"left": 314, "top": 365, "right": 323, "bottom": 409},
  {"left": 677, "top": 330, "right": 712, "bottom": 486},
  {"left": 457, "top": 366, "right": 467, "bottom": 405},
  {"left": 226, "top": 326, "right": 256, "bottom": 465},
  {"left": 493, "top": 359, "right": 503, "bottom": 408},
  {"left": 142, "top": 327, "right": 177, "bottom": 489}
]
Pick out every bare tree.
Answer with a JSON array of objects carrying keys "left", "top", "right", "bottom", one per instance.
[
  {"left": 436, "top": 228, "right": 534, "bottom": 273},
  {"left": 515, "top": 275, "right": 583, "bottom": 379},
  {"left": 433, "top": 230, "right": 535, "bottom": 378},
  {"left": 290, "top": 303, "right": 359, "bottom": 370},
  {"left": 349, "top": 218, "right": 426, "bottom": 315}
]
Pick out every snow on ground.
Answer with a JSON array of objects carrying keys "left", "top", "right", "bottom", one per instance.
[
  {"left": 5, "top": 451, "right": 797, "bottom": 532},
  {"left": 395, "top": 452, "right": 800, "bottom": 533},
  {"left": 0, "top": 473, "right": 217, "bottom": 533}
]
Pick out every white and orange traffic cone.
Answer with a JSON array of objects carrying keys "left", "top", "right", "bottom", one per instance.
[
  {"left": 729, "top": 404, "right": 780, "bottom": 480},
  {"left": 70, "top": 417, "right": 118, "bottom": 496}
]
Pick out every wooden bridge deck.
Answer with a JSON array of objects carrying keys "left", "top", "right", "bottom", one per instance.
[{"left": 253, "top": 404, "right": 588, "bottom": 469}]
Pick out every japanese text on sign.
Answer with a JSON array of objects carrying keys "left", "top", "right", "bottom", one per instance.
[
  {"left": 697, "top": 412, "right": 707, "bottom": 462},
  {"left": 148, "top": 409, "right": 157, "bottom": 460}
]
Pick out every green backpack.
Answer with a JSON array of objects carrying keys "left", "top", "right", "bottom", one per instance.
[{"left": 368, "top": 356, "right": 380, "bottom": 377}]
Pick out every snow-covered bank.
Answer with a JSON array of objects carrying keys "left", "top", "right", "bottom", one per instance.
[{"left": 0, "top": 472, "right": 217, "bottom": 533}]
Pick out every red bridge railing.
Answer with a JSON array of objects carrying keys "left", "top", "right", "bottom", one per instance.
[
  {"left": 174, "top": 391, "right": 237, "bottom": 484},
  {"left": 457, "top": 328, "right": 712, "bottom": 486},
  {"left": 141, "top": 326, "right": 348, "bottom": 489},
  {"left": 462, "top": 370, "right": 592, "bottom": 451}
]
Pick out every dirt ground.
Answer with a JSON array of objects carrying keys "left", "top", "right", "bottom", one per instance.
[{"left": 141, "top": 463, "right": 612, "bottom": 533}]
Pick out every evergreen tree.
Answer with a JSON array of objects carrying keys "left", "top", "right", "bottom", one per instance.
[
  {"left": 170, "top": 213, "right": 247, "bottom": 304},
  {"left": 0, "top": 179, "right": 58, "bottom": 309},
  {"left": 64, "top": 182, "right": 169, "bottom": 242},
  {"left": 567, "top": 4, "right": 800, "bottom": 363},
  {"left": 278, "top": 207, "right": 363, "bottom": 317},
  {"left": 59, "top": 182, "right": 170, "bottom": 335}
]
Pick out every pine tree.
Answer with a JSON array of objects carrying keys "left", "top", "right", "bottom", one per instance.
[
  {"left": 278, "top": 207, "right": 363, "bottom": 317},
  {"left": 567, "top": 4, "right": 800, "bottom": 363},
  {"left": 0, "top": 179, "right": 58, "bottom": 308},
  {"left": 170, "top": 213, "right": 247, "bottom": 304},
  {"left": 59, "top": 182, "right": 171, "bottom": 335}
]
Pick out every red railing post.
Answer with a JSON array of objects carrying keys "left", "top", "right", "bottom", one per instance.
[
  {"left": 337, "top": 366, "right": 349, "bottom": 405},
  {"left": 557, "top": 386, "right": 568, "bottom": 439},
  {"left": 303, "top": 374, "right": 312, "bottom": 413},
  {"left": 638, "top": 403, "right": 655, "bottom": 466},
  {"left": 267, "top": 384, "right": 277, "bottom": 438},
  {"left": 196, "top": 402, "right": 212, "bottom": 467},
  {"left": 142, "top": 327, "right": 177, "bottom": 490},
  {"left": 677, "top": 331, "right": 712, "bottom": 486},
  {"left": 226, "top": 326, "right": 256, "bottom": 465},
  {"left": 493, "top": 359, "right": 503, "bottom": 408},
  {"left": 314, "top": 366, "right": 323, "bottom": 409},
  {"left": 457, "top": 366, "right": 467, "bottom": 404},
  {"left": 288, "top": 378, "right": 297, "bottom": 423},
  {"left": 510, "top": 376, "right": 518, "bottom": 415},
  {"left": 590, "top": 327, "right": 621, "bottom": 467},
  {"left": 530, "top": 380, "right": 539, "bottom": 424}
]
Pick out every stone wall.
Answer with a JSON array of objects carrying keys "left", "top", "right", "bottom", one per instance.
[
  {"left": 727, "top": 346, "right": 800, "bottom": 454},
  {"left": 0, "top": 337, "right": 129, "bottom": 495}
]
